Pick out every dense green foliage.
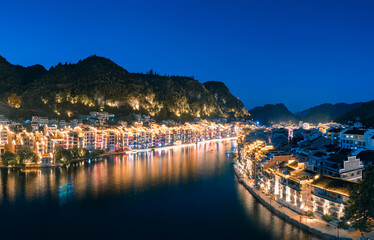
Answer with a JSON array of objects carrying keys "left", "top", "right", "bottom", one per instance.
[
  {"left": 0, "top": 151, "right": 17, "bottom": 166},
  {"left": 306, "top": 210, "right": 314, "bottom": 217},
  {"left": 339, "top": 167, "right": 374, "bottom": 232},
  {"left": 54, "top": 146, "right": 103, "bottom": 164},
  {"left": 0, "top": 55, "right": 250, "bottom": 121},
  {"left": 0, "top": 146, "right": 38, "bottom": 166},
  {"left": 17, "top": 146, "right": 38, "bottom": 164},
  {"left": 321, "top": 213, "right": 333, "bottom": 222}
]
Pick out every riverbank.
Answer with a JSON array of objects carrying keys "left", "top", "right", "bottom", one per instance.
[
  {"left": 0, "top": 137, "right": 237, "bottom": 169},
  {"left": 233, "top": 165, "right": 372, "bottom": 240}
]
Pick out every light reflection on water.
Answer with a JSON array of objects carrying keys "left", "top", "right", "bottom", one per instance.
[
  {"left": 0, "top": 141, "right": 232, "bottom": 205},
  {"left": 236, "top": 181, "right": 322, "bottom": 240},
  {"left": 0, "top": 140, "right": 319, "bottom": 240}
]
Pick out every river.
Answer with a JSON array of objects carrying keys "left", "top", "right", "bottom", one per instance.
[{"left": 0, "top": 140, "right": 319, "bottom": 240}]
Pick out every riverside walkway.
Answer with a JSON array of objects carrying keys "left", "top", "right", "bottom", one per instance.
[
  {"left": 234, "top": 167, "right": 373, "bottom": 240},
  {"left": 0, "top": 137, "right": 238, "bottom": 169},
  {"left": 105, "top": 137, "right": 238, "bottom": 156}
]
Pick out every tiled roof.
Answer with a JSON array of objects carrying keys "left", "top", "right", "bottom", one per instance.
[
  {"left": 327, "top": 128, "right": 343, "bottom": 133},
  {"left": 310, "top": 175, "right": 357, "bottom": 196},
  {"left": 327, "top": 154, "right": 345, "bottom": 164},
  {"left": 344, "top": 129, "right": 366, "bottom": 135},
  {"left": 313, "top": 151, "right": 326, "bottom": 157},
  {"left": 263, "top": 155, "right": 294, "bottom": 170},
  {"left": 310, "top": 136, "right": 331, "bottom": 148}
]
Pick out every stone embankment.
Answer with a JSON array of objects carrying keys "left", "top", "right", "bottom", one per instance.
[{"left": 233, "top": 166, "right": 370, "bottom": 240}]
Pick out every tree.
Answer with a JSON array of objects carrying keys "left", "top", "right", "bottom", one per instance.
[
  {"left": 322, "top": 213, "right": 333, "bottom": 222},
  {"left": 78, "top": 148, "right": 89, "bottom": 158},
  {"left": 339, "top": 166, "right": 374, "bottom": 232},
  {"left": 90, "top": 148, "right": 105, "bottom": 157},
  {"left": 70, "top": 146, "right": 80, "bottom": 159},
  {"left": 54, "top": 146, "right": 72, "bottom": 164},
  {"left": 1, "top": 152, "right": 18, "bottom": 166},
  {"left": 17, "top": 146, "right": 38, "bottom": 164}
]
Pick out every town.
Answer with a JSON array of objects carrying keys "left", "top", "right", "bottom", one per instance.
[
  {"left": 235, "top": 121, "right": 374, "bottom": 239},
  {"left": 1, "top": 110, "right": 373, "bottom": 238},
  {"left": 0, "top": 112, "right": 239, "bottom": 167}
]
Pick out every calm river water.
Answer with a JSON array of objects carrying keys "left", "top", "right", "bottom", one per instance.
[{"left": 0, "top": 140, "right": 319, "bottom": 240}]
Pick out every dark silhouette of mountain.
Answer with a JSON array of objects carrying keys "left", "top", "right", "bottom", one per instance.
[
  {"left": 295, "top": 102, "right": 363, "bottom": 123},
  {"left": 0, "top": 56, "right": 47, "bottom": 95},
  {"left": 0, "top": 55, "right": 249, "bottom": 121},
  {"left": 338, "top": 100, "right": 374, "bottom": 127},
  {"left": 249, "top": 101, "right": 374, "bottom": 127},
  {"left": 249, "top": 103, "right": 296, "bottom": 125},
  {"left": 203, "top": 81, "right": 249, "bottom": 118}
]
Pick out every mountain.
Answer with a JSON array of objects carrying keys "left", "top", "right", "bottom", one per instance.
[
  {"left": 296, "top": 102, "right": 363, "bottom": 123},
  {"left": 0, "top": 55, "right": 250, "bottom": 121},
  {"left": 203, "top": 81, "right": 249, "bottom": 118},
  {"left": 249, "top": 101, "right": 374, "bottom": 127},
  {"left": 0, "top": 56, "right": 47, "bottom": 95},
  {"left": 249, "top": 103, "right": 296, "bottom": 125},
  {"left": 338, "top": 100, "right": 374, "bottom": 127}
]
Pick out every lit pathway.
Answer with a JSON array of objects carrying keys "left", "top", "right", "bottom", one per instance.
[{"left": 236, "top": 170, "right": 374, "bottom": 240}]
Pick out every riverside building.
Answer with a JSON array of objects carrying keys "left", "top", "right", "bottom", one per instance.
[
  {"left": 0, "top": 120, "right": 238, "bottom": 166},
  {"left": 237, "top": 139, "right": 359, "bottom": 221}
]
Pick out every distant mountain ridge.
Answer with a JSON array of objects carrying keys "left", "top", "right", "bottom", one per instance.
[
  {"left": 248, "top": 101, "right": 374, "bottom": 127},
  {"left": 0, "top": 55, "right": 249, "bottom": 121},
  {"left": 295, "top": 102, "right": 363, "bottom": 123},
  {"left": 249, "top": 103, "right": 296, "bottom": 125},
  {"left": 338, "top": 100, "right": 374, "bottom": 127}
]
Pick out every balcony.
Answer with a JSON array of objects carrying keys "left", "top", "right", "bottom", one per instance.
[{"left": 312, "top": 190, "right": 340, "bottom": 203}]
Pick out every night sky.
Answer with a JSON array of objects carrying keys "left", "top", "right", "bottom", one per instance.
[{"left": 1, "top": 0, "right": 374, "bottom": 112}]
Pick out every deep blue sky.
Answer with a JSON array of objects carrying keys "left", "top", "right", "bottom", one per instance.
[{"left": 1, "top": 0, "right": 374, "bottom": 112}]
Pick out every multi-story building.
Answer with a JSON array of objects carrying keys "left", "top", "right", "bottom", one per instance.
[
  {"left": 341, "top": 129, "right": 366, "bottom": 149},
  {"left": 83, "top": 128, "right": 96, "bottom": 150},
  {"left": 237, "top": 139, "right": 359, "bottom": 221},
  {"left": 263, "top": 160, "right": 314, "bottom": 214},
  {"left": 325, "top": 128, "right": 344, "bottom": 145},
  {"left": 340, "top": 129, "right": 374, "bottom": 150},
  {"left": 308, "top": 175, "right": 356, "bottom": 220},
  {"left": 0, "top": 119, "right": 239, "bottom": 164},
  {"left": 323, "top": 152, "right": 364, "bottom": 182},
  {"left": 44, "top": 124, "right": 58, "bottom": 135}
]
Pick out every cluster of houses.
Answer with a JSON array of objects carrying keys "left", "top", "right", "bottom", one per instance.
[
  {"left": 0, "top": 114, "right": 239, "bottom": 166},
  {"left": 236, "top": 122, "right": 374, "bottom": 221}
]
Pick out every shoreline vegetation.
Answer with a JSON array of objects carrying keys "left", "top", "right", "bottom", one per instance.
[{"left": 0, "top": 137, "right": 237, "bottom": 169}]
